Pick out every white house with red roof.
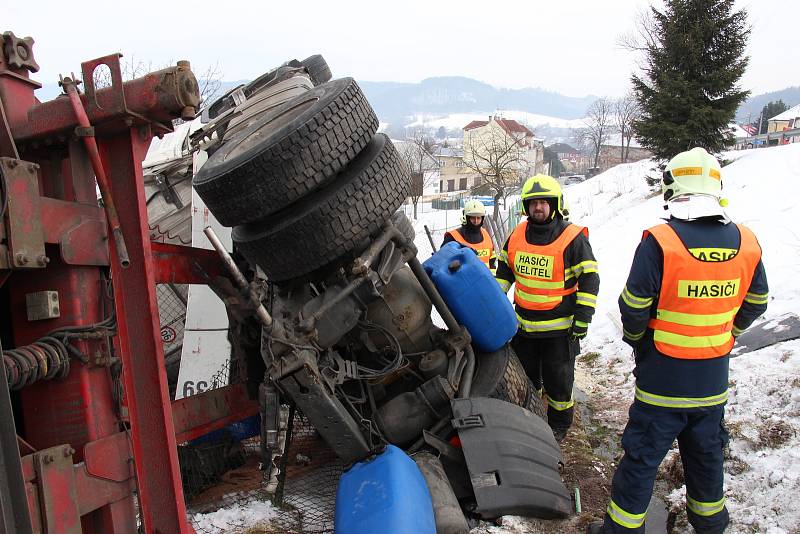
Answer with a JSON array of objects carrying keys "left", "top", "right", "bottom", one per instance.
[{"left": 462, "top": 116, "right": 545, "bottom": 183}]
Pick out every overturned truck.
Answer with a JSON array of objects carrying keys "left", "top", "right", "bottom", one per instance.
[{"left": 189, "top": 58, "right": 572, "bottom": 531}]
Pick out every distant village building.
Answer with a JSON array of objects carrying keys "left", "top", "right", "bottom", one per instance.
[
  {"left": 767, "top": 104, "right": 800, "bottom": 133},
  {"left": 547, "top": 142, "right": 592, "bottom": 174},
  {"left": 433, "top": 146, "right": 479, "bottom": 193},
  {"left": 597, "top": 145, "right": 652, "bottom": 171},
  {"left": 766, "top": 104, "right": 800, "bottom": 144},
  {"left": 597, "top": 133, "right": 652, "bottom": 171},
  {"left": 728, "top": 123, "right": 753, "bottom": 150},
  {"left": 463, "top": 116, "right": 545, "bottom": 178}
]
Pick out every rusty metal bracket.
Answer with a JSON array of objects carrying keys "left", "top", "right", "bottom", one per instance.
[
  {"left": 81, "top": 54, "right": 126, "bottom": 118},
  {"left": 79, "top": 54, "right": 173, "bottom": 136},
  {"left": 150, "top": 241, "right": 223, "bottom": 284},
  {"left": 0, "top": 157, "right": 45, "bottom": 269},
  {"left": 154, "top": 174, "right": 183, "bottom": 208},
  {"left": 18, "top": 433, "right": 136, "bottom": 530},
  {"left": 33, "top": 445, "right": 81, "bottom": 534},
  {"left": 84, "top": 431, "right": 133, "bottom": 482}
]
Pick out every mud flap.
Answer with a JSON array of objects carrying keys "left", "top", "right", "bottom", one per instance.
[
  {"left": 730, "top": 312, "right": 800, "bottom": 357},
  {"left": 451, "top": 397, "right": 572, "bottom": 519}
]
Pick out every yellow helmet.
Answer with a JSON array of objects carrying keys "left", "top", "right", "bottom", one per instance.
[
  {"left": 521, "top": 174, "right": 565, "bottom": 218},
  {"left": 461, "top": 199, "right": 486, "bottom": 225}
]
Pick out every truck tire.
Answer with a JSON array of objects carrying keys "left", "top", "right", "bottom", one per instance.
[
  {"left": 193, "top": 77, "right": 378, "bottom": 226},
  {"left": 301, "top": 54, "right": 332, "bottom": 85},
  {"left": 232, "top": 134, "right": 410, "bottom": 282},
  {"left": 222, "top": 75, "right": 313, "bottom": 142},
  {"left": 391, "top": 211, "right": 415, "bottom": 243},
  {"left": 471, "top": 344, "right": 546, "bottom": 420}
]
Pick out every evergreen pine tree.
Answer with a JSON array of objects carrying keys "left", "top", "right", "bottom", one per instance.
[
  {"left": 632, "top": 0, "right": 750, "bottom": 160},
  {"left": 756, "top": 100, "right": 789, "bottom": 134}
]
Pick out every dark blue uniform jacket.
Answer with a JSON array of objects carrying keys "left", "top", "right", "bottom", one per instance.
[{"left": 619, "top": 217, "right": 769, "bottom": 406}]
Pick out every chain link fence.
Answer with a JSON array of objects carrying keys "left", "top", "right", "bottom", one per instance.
[
  {"left": 156, "top": 283, "right": 188, "bottom": 399},
  {"left": 271, "top": 409, "right": 342, "bottom": 533},
  {"left": 184, "top": 407, "right": 342, "bottom": 534}
]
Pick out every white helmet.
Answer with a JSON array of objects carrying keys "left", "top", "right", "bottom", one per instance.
[
  {"left": 663, "top": 147, "right": 728, "bottom": 220},
  {"left": 461, "top": 199, "right": 486, "bottom": 225}
]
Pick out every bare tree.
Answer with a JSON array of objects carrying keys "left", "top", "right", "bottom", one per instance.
[
  {"left": 196, "top": 61, "right": 224, "bottom": 107},
  {"left": 397, "top": 129, "right": 439, "bottom": 219},
  {"left": 462, "top": 124, "right": 529, "bottom": 220},
  {"left": 614, "top": 93, "right": 641, "bottom": 163},
  {"left": 617, "top": 7, "right": 659, "bottom": 51},
  {"left": 578, "top": 97, "right": 614, "bottom": 169}
]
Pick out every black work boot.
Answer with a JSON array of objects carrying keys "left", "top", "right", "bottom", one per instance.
[
  {"left": 551, "top": 426, "right": 569, "bottom": 442},
  {"left": 586, "top": 520, "right": 604, "bottom": 534}
]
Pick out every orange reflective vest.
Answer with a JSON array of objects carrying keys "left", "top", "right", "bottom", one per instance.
[
  {"left": 449, "top": 228, "right": 494, "bottom": 267},
  {"left": 646, "top": 223, "right": 761, "bottom": 359},
  {"left": 508, "top": 223, "right": 588, "bottom": 310}
]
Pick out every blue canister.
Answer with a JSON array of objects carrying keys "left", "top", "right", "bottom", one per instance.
[
  {"left": 334, "top": 445, "right": 436, "bottom": 534},
  {"left": 423, "top": 241, "right": 517, "bottom": 352},
  {"left": 190, "top": 414, "right": 261, "bottom": 445}
]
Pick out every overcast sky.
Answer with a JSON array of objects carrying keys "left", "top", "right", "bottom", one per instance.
[{"left": 6, "top": 0, "right": 798, "bottom": 99}]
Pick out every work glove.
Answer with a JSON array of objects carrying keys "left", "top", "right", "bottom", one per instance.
[{"left": 568, "top": 320, "right": 588, "bottom": 342}]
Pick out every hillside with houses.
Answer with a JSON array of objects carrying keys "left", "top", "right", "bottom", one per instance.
[{"left": 388, "top": 97, "right": 799, "bottom": 209}]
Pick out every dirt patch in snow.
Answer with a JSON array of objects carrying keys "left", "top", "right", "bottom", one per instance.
[
  {"left": 188, "top": 456, "right": 265, "bottom": 509},
  {"left": 757, "top": 419, "right": 795, "bottom": 450}
]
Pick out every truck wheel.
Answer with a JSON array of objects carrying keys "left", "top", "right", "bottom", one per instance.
[
  {"left": 232, "top": 134, "right": 410, "bottom": 282},
  {"left": 221, "top": 75, "right": 314, "bottom": 142},
  {"left": 391, "top": 210, "right": 415, "bottom": 242},
  {"left": 470, "top": 344, "right": 546, "bottom": 420},
  {"left": 301, "top": 54, "right": 332, "bottom": 85},
  {"left": 193, "top": 77, "right": 378, "bottom": 226}
]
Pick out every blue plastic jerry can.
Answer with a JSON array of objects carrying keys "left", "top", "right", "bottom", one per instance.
[
  {"left": 423, "top": 241, "right": 517, "bottom": 352},
  {"left": 334, "top": 445, "right": 436, "bottom": 534}
]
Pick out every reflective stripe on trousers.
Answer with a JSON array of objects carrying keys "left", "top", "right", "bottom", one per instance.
[{"left": 603, "top": 402, "right": 729, "bottom": 533}]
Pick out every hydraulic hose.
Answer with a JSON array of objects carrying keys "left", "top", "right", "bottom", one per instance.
[{"left": 2, "top": 337, "right": 70, "bottom": 390}]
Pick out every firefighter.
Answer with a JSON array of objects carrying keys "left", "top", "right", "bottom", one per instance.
[
  {"left": 589, "top": 148, "right": 769, "bottom": 534},
  {"left": 496, "top": 174, "right": 599, "bottom": 441},
  {"left": 442, "top": 199, "right": 495, "bottom": 269}
]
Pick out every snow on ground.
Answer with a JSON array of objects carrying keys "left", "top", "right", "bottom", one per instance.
[{"left": 192, "top": 499, "right": 279, "bottom": 532}]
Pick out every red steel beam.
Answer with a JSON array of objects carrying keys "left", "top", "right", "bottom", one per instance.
[
  {"left": 150, "top": 241, "right": 224, "bottom": 284},
  {"left": 172, "top": 383, "right": 259, "bottom": 444},
  {"left": 103, "top": 127, "right": 191, "bottom": 533}
]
